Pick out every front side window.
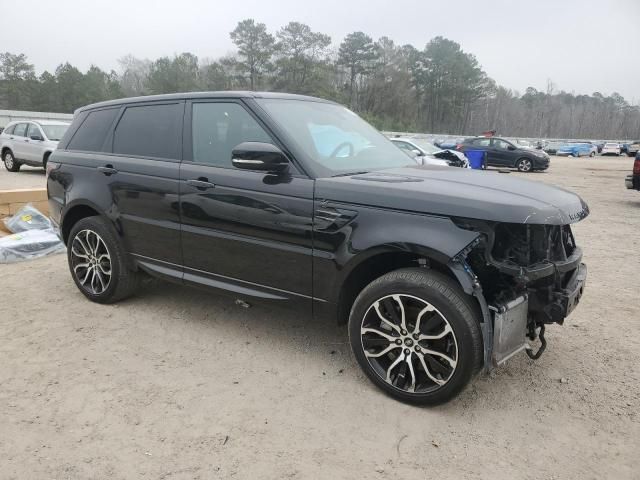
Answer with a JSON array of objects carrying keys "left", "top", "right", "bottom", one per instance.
[
  {"left": 114, "top": 103, "right": 182, "bottom": 160},
  {"left": 26, "top": 124, "right": 42, "bottom": 139},
  {"left": 255, "top": 99, "right": 412, "bottom": 176},
  {"left": 68, "top": 108, "right": 119, "bottom": 152},
  {"left": 191, "top": 102, "right": 272, "bottom": 167},
  {"left": 13, "top": 123, "right": 27, "bottom": 137}
]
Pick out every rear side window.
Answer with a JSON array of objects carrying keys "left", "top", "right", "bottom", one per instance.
[
  {"left": 113, "top": 103, "right": 182, "bottom": 160},
  {"left": 68, "top": 108, "right": 119, "bottom": 152},
  {"left": 13, "top": 123, "right": 27, "bottom": 137},
  {"left": 4, "top": 124, "right": 15, "bottom": 135},
  {"left": 191, "top": 102, "right": 272, "bottom": 167}
]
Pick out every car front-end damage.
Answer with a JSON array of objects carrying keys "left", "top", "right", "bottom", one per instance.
[{"left": 448, "top": 217, "right": 588, "bottom": 369}]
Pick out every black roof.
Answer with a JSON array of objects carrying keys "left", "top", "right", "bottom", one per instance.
[{"left": 76, "top": 91, "right": 336, "bottom": 114}]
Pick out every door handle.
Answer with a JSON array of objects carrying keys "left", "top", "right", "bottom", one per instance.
[
  {"left": 97, "top": 165, "right": 118, "bottom": 176},
  {"left": 186, "top": 178, "right": 215, "bottom": 190}
]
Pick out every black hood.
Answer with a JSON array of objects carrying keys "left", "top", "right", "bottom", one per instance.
[{"left": 316, "top": 165, "right": 589, "bottom": 225}]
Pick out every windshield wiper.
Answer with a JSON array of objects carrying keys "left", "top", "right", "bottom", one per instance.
[{"left": 331, "top": 171, "right": 370, "bottom": 177}]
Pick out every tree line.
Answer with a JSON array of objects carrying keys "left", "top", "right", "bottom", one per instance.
[{"left": 1, "top": 19, "right": 639, "bottom": 140}]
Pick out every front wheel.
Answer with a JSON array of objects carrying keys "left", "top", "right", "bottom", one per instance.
[
  {"left": 516, "top": 157, "right": 533, "bottom": 172},
  {"left": 67, "top": 216, "right": 140, "bottom": 304},
  {"left": 590, "top": 151, "right": 596, "bottom": 157},
  {"left": 3, "top": 150, "right": 20, "bottom": 172},
  {"left": 348, "top": 269, "right": 483, "bottom": 405}
]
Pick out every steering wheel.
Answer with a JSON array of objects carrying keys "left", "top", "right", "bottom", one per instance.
[{"left": 329, "top": 142, "right": 354, "bottom": 159}]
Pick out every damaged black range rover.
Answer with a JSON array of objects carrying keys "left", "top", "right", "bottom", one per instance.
[{"left": 47, "top": 92, "right": 588, "bottom": 405}]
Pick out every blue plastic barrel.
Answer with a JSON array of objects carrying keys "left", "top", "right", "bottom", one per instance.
[{"left": 465, "top": 149, "right": 486, "bottom": 170}]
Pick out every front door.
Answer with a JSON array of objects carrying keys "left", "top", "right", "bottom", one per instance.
[
  {"left": 179, "top": 99, "right": 314, "bottom": 307},
  {"left": 490, "top": 138, "right": 516, "bottom": 167}
]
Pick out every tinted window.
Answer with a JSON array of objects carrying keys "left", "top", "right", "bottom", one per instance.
[
  {"left": 114, "top": 103, "right": 182, "bottom": 160},
  {"left": 4, "top": 124, "right": 15, "bottom": 135},
  {"left": 192, "top": 102, "right": 272, "bottom": 167},
  {"left": 13, "top": 123, "right": 27, "bottom": 137},
  {"left": 68, "top": 108, "right": 119, "bottom": 152},
  {"left": 26, "top": 124, "right": 42, "bottom": 138}
]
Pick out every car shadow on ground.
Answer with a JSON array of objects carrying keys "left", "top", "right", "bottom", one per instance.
[{"left": 114, "top": 275, "right": 544, "bottom": 411}]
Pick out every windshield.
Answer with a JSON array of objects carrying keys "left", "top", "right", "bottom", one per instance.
[
  {"left": 256, "top": 99, "right": 413, "bottom": 176},
  {"left": 409, "top": 139, "right": 441, "bottom": 154},
  {"left": 41, "top": 124, "right": 69, "bottom": 141}
]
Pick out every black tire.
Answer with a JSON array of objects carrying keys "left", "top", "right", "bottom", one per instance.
[
  {"left": 67, "top": 216, "right": 140, "bottom": 304},
  {"left": 590, "top": 151, "right": 596, "bottom": 157},
  {"left": 628, "top": 152, "right": 635, "bottom": 157},
  {"left": 516, "top": 157, "right": 533, "bottom": 172},
  {"left": 43, "top": 152, "right": 50, "bottom": 171},
  {"left": 3, "top": 150, "right": 21, "bottom": 172},
  {"left": 348, "top": 268, "right": 483, "bottom": 405}
]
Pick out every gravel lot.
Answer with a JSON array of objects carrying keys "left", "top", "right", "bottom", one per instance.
[{"left": 1, "top": 156, "right": 639, "bottom": 479}]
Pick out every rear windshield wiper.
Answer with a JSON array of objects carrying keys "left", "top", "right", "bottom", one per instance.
[{"left": 331, "top": 171, "right": 370, "bottom": 177}]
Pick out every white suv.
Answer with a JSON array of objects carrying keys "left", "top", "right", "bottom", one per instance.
[{"left": 0, "top": 120, "right": 69, "bottom": 172}]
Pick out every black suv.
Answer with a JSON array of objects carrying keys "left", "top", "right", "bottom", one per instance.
[
  {"left": 47, "top": 92, "right": 588, "bottom": 405},
  {"left": 461, "top": 136, "right": 550, "bottom": 172}
]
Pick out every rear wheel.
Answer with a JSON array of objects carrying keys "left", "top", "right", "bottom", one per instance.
[
  {"left": 348, "top": 268, "right": 483, "bottom": 405},
  {"left": 516, "top": 157, "right": 533, "bottom": 172},
  {"left": 68, "top": 216, "right": 140, "bottom": 304},
  {"left": 590, "top": 151, "right": 596, "bottom": 157},
  {"left": 3, "top": 150, "right": 20, "bottom": 172}
]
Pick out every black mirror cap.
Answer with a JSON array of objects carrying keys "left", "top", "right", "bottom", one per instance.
[
  {"left": 30, "top": 135, "right": 44, "bottom": 141},
  {"left": 231, "top": 142, "right": 289, "bottom": 172},
  {"left": 508, "top": 145, "right": 516, "bottom": 151}
]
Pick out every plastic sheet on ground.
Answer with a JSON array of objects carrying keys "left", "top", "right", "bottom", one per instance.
[
  {"left": 4, "top": 204, "right": 53, "bottom": 232},
  {"left": 0, "top": 204, "right": 65, "bottom": 263}
]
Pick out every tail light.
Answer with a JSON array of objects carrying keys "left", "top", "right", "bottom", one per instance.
[{"left": 633, "top": 158, "right": 640, "bottom": 175}]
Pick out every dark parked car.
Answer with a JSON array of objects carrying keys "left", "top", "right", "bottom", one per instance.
[
  {"left": 47, "top": 92, "right": 588, "bottom": 405},
  {"left": 625, "top": 152, "right": 640, "bottom": 191},
  {"left": 461, "top": 136, "right": 550, "bottom": 172}
]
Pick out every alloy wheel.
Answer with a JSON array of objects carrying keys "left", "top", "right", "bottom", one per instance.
[
  {"left": 70, "top": 229, "right": 112, "bottom": 295},
  {"left": 360, "top": 294, "right": 458, "bottom": 393},
  {"left": 4, "top": 152, "right": 14, "bottom": 169},
  {"left": 519, "top": 159, "right": 532, "bottom": 172}
]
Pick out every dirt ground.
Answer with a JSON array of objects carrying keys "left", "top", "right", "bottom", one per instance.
[{"left": 1, "top": 156, "right": 639, "bottom": 479}]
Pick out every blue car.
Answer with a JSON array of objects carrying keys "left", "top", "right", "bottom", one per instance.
[{"left": 556, "top": 143, "right": 594, "bottom": 157}]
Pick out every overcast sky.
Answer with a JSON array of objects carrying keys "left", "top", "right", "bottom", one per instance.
[{"left": 5, "top": 0, "right": 640, "bottom": 102}]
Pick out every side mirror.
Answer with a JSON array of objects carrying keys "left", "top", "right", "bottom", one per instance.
[
  {"left": 411, "top": 149, "right": 424, "bottom": 156},
  {"left": 507, "top": 145, "right": 516, "bottom": 151},
  {"left": 30, "top": 134, "right": 44, "bottom": 141},
  {"left": 232, "top": 142, "right": 289, "bottom": 173}
]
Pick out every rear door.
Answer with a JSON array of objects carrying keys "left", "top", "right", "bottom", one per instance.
[
  {"left": 179, "top": 99, "right": 314, "bottom": 307},
  {"left": 10, "top": 123, "right": 28, "bottom": 160},
  {"left": 24, "top": 123, "right": 45, "bottom": 163},
  {"left": 65, "top": 103, "right": 183, "bottom": 269}
]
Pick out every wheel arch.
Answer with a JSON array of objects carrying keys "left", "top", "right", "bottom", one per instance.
[
  {"left": 334, "top": 244, "right": 465, "bottom": 325},
  {"left": 61, "top": 200, "right": 107, "bottom": 245}
]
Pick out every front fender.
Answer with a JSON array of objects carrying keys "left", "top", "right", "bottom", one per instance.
[{"left": 312, "top": 204, "right": 480, "bottom": 304}]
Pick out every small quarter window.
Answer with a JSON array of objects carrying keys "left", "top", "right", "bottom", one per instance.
[{"left": 68, "top": 108, "right": 119, "bottom": 152}]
